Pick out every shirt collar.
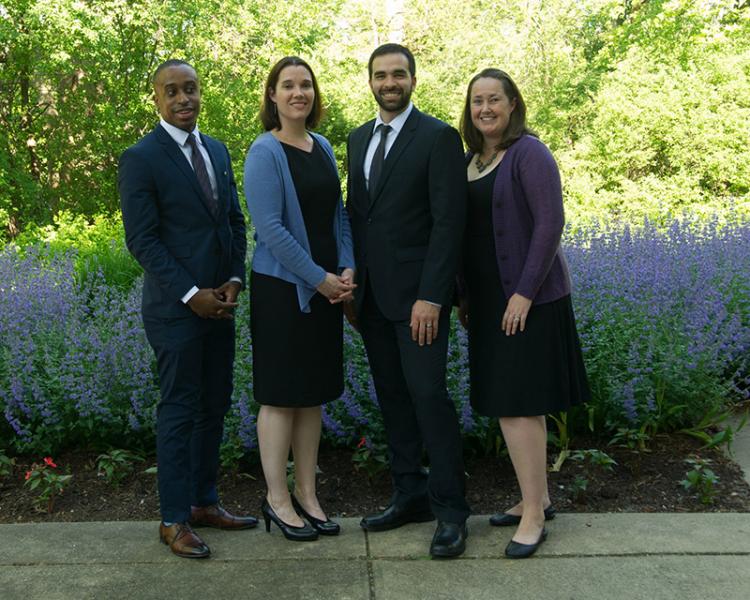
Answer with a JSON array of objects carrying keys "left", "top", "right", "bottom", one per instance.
[
  {"left": 373, "top": 102, "right": 414, "bottom": 136},
  {"left": 159, "top": 119, "right": 203, "bottom": 148}
]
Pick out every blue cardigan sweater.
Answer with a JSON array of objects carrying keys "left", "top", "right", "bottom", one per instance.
[{"left": 243, "top": 131, "right": 354, "bottom": 313}]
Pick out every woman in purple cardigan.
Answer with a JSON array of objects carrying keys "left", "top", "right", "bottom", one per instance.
[{"left": 457, "top": 69, "right": 590, "bottom": 558}]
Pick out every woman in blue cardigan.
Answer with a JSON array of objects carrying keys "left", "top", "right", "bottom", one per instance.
[
  {"left": 458, "top": 69, "right": 590, "bottom": 558},
  {"left": 244, "top": 57, "right": 355, "bottom": 541}
]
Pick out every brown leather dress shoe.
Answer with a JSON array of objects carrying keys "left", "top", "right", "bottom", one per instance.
[
  {"left": 159, "top": 522, "right": 210, "bottom": 559},
  {"left": 190, "top": 503, "right": 259, "bottom": 530}
]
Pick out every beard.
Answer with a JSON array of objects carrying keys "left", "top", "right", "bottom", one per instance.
[{"left": 373, "top": 87, "right": 412, "bottom": 113}]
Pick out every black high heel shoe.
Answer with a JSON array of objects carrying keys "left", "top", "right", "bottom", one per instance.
[
  {"left": 261, "top": 498, "right": 318, "bottom": 541},
  {"left": 291, "top": 495, "right": 341, "bottom": 536}
]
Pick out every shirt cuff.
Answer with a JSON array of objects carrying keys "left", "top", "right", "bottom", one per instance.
[
  {"left": 229, "top": 276, "right": 242, "bottom": 284},
  {"left": 181, "top": 286, "right": 199, "bottom": 304},
  {"left": 421, "top": 300, "right": 442, "bottom": 308}
]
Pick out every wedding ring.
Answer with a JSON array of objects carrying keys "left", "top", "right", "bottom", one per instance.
[
  {"left": 513, "top": 316, "right": 520, "bottom": 322},
  {"left": 426, "top": 323, "right": 433, "bottom": 328}
]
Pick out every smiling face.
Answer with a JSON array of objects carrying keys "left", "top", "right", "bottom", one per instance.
[
  {"left": 469, "top": 77, "right": 516, "bottom": 144},
  {"left": 153, "top": 64, "right": 201, "bottom": 132},
  {"left": 369, "top": 52, "right": 416, "bottom": 121},
  {"left": 269, "top": 65, "right": 315, "bottom": 128}
]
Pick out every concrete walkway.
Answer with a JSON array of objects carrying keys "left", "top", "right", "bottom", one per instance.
[{"left": 1, "top": 513, "right": 749, "bottom": 599}]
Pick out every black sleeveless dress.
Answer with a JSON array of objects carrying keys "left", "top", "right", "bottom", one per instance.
[
  {"left": 463, "top": 165, "right": 590, "bottom": 417},
  {"left": 250, "top": 139, "right": 343, "bottom": 407}
]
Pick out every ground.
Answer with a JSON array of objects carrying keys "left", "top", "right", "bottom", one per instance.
[{"left": 1, "top": 433, "right": 748, "bottom": 523}]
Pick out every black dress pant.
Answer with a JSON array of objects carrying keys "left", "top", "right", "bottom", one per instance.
[
  {"left": 144, "top": 315, "right": 234, "bottom": 524},
  {"left": 359, "top": 286, "right": 470, "bottom": 524}
]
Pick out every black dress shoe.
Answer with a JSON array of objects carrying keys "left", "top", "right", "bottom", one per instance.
[
  {"left": 360, "top": 502, "right": 435, "bottom": 532},
  {"left": 291, "top": 495, "right": 341, "bottom": 536},
  {"left": 430, "top": 521, "right": 468, "bottom": 558},
  {"left": 261, "top": 499, "right": 318, "bottom": 542},
  {"left": 505, "top": 528, "right": 547, "bottom": 559},
  {"left": 489, "top": 505, "right": 556, "bottom": 527}
]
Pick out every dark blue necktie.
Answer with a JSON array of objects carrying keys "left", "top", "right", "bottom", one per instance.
[
  {"left": 187, "top": 133, "right": 218, "bottom": 216},
  {"left": 368, "top": 124, "right": 392, "bottom": 199}
]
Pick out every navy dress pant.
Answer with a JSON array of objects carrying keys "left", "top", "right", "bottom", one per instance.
[{"left": 145, "top": 316, "right": 234, "bottom": 524}]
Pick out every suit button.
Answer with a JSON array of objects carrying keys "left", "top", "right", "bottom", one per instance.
[
  {"left": 500, "top": 255, "right": 508, "bottom": 261},
  {"left": 214, "top": 247, "right": 221, "bottom": 255},
  {"left": 503, "top": 279, "right": 511, "bottom": 285},
  {"left": 367, "top": 218, "right": 372, "bottom": 225},
  {"left": 496, "top": 230, "right": 503, "bottom": 236}
]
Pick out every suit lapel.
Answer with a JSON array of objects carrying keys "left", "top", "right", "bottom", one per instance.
[
  {"left": 155, "top": 125, "right": 217, "bottom": 221},
  {"left": 369, "top": 109, "right": 420, "bottom": 209},
  {"left": 353, "top": 120, "right": 375, "bottom": 209}
]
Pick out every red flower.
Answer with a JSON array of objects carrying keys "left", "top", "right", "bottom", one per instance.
[
  {"left": 357, "top": 437, "right": 367, "bottom": 449},
  {"left": 43, "top": 457, "right": 57, "bottom": 468},
  {"left": 25, "top": 471, "right": 32, "bottom": 481}
]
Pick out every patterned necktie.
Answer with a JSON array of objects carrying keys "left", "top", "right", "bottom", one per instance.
[
  {"left": 186, "top": 133, "right": 218, "bottom": 217},
  {"left": 368, "top": 124, "right": 392, "bottom": 199}
]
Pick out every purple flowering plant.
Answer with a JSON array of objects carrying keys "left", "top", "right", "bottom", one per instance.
[
  {"left": 0, "top": 245, "right": 159, "bottom": 453},
  {"left": 1, "top": 217, "right": 748, "bottom": 462},
  {"left": 567, "top": 217, "right": 749, "bottom": 434}
]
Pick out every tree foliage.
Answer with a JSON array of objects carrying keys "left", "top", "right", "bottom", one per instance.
[{"left": 0, "top": 0, "right": 748, "bottom": 237}]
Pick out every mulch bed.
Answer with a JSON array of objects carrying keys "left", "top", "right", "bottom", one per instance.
[{"left": 1, "top": 433, "right": 748, "bottom": 523}]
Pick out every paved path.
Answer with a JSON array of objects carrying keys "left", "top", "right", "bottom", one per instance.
[{"left": 1, "top": 513, "right": 749, "bottom": 599}]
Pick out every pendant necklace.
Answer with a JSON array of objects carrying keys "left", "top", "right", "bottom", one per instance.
[{"left": 475, "top": 150, "right": 498, "bottom": 173}]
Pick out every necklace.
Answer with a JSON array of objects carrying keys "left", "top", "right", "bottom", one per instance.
[{"left": 475, "top": 150, "right": 498, "bottom": 173}]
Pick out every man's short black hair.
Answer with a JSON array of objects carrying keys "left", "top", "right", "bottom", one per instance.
[
  {"left": 368, "top": 43, "right": 416, "bottom": 78},
  {"left": 152, "top": 59, "right": 196, "bottom": 84}
]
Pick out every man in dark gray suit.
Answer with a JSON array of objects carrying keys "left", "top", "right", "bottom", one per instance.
[
  {"left": 345, "top": 44, "right": 470, "bottom": 558},
  {"left": 119, "top": 59, "right": 256, "bottom": 559}
]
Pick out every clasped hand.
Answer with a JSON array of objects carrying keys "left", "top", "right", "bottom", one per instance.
[
  {"left": 316, "top": 268, "right": 356, "bottom": 304},
  {"left": 187, "top": 281, "right": 241, "bottom": 319}
]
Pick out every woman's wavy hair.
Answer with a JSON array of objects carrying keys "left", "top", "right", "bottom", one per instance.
[
  {"left": 460, "top": 68, "right": 534, "bottom": 154},
  {"left": 259, "top": 56, "right": 322, "bottom": 131}
]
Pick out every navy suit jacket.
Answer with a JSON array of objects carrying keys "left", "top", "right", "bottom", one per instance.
[
  {"left": 346, "top": 108, "right": 467, "bottom": 321},
  {"left": 119, "top": 124, "right": 247, "bottom": 324}
]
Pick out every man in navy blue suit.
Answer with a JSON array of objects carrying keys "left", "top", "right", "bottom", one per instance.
[{"left": 119, "top": 59, "right": 256, "bottom": 559}]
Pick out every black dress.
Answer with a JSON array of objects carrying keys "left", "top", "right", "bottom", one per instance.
[
  {"left": 463, "top": 166, "right": 590, "bottom": 417},
  {"left": 250, "top": 139, "right": 343, "bottom": 407}
]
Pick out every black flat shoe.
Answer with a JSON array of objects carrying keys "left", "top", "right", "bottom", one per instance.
[
  {"left": 291, "top": 495, "right": 341, "bottom": 536},
  {"left": 261, "top": 498, "right": 318, "bottom": 542},
  {"left": 360, "top": 501, "right": 435, "bottom": 532},
  {"left": 505, "top": 528, "right": 547, "bottom": 559},
  {"left": 430, "top": 521, "right": 468, "bottom": 558},
  {"left": 489, "top": 505, "right": 556, "bottom": 527}
]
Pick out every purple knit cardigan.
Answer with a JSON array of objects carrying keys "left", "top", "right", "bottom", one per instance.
[{"left": 468, "top": 134, "right": 572, "bottom": 305}]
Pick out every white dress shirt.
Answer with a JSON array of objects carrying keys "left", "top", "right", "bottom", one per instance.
[
  {"left": 158, "top": 120, "right": 240, "bottom": 304},
  {"left": 159, "top": 119, "right": 218, "bottom": 201},
  {"left": 364, "top": 102, "right": 414, "bottom": 190}
]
